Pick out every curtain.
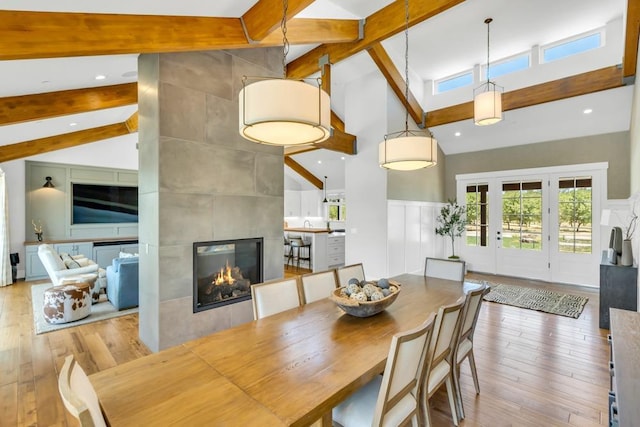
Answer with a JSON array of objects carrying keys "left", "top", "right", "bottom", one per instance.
[{"left": 0, "top": 168, "right": 11, "bottom": 286}]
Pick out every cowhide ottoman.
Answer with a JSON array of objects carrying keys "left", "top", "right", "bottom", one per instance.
[
  {"left": 42, "top": 282, "right": 91, "bottom": 324},
  {"left": 61, "top": 273, "right": 100, "bottom": 303}
]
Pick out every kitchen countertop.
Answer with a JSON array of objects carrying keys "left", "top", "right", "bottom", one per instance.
[{"left": 285, "top": 227, "right": 330, "bottom": 234}]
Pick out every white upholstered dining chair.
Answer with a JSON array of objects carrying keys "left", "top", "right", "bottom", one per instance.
[
  {"left": 300, "top": 270, "right": 338, "bottom": 304},
  {"left": 58, "top": 354, "right": 107, "bottom": 427},
  {"left": 453, "top": 283, "right": 490, "bottom": 419},
  {"left": 420, "top": 299, "right": 465, "bottom": 427},
  {"left": 336, "top": 263, "right": 365, "bottom": 286},
  {"left": 424, "top": 257, "right": 466, "bottom": 282},
  {"left": 251, "top": 278, "right": 302, "bottom": 320},
  {"left": 332, "top": 313, "right": 436, "bottom": 427}
]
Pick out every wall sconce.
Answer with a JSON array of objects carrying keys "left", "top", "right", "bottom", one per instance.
[{"left": 43, "top": 176, "right": 55, "bottom": 188}]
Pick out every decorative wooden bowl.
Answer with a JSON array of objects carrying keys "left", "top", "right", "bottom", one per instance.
[{"left": 329, "top": 282, "right": 401, "bottom": 317}]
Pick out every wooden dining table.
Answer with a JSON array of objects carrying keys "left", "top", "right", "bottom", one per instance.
[{"left": 90, "top": 274, "right": 481, "bottom": 426}]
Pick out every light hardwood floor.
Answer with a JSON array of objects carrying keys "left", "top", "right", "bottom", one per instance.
[{"left": 0, "top": 272, "right": 608, "bottom": 426}]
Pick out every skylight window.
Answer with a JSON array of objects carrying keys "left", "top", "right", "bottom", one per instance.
[
  {"left": 436, "top": 71, "right": 473, "bottom": 94},
  {"left": 542, "top": 32, "right": 602, "bottom": 63},
  {"left": 487, "top": 54, "right": 530, "bottom": 79}
]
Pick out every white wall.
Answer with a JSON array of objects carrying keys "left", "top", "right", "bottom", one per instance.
[
  {"left": 2, "top": 133, "right": 138, "bottom": 278},
  {"left": 344, "top": 72, "right": 389, "bottom": 279}
]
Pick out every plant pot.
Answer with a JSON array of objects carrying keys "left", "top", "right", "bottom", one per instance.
[{"left": 621, "top": 239, "right": 633, "bottom": 266}]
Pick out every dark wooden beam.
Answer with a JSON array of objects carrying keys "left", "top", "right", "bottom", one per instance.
[
  {"left": 284, "top": 156, "right": 324, "bottom": 189},
  {"left": 0, "top": 123, "right": 131, "bottom": 163},
  {"left": 368, "top": 42, "right": 424, "bottom": 126},
  {"left": 0, "top": 83, "right": 138, "bottom": 126},
  {"left": 426, "top": 66, "right": 624, "bottom": 127},
  {"left": 287, "top": 0, "right": 465, "bottom": 79}
]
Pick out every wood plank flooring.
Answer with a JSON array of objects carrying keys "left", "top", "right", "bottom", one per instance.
[{"left": 0, "top": 272, "right": 608, "bottom": 426}]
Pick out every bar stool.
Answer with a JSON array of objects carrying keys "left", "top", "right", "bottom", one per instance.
[{"left": 287, "top": 238, "right": 311, "bottom": 271}]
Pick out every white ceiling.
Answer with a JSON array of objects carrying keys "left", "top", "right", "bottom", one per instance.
[{"left": 0, "top": 0, "right": 633, "bottom": 185}]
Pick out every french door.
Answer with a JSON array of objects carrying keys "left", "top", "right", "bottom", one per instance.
[{"left": 456, "top": 163, "right": 605, "bottom": 286}]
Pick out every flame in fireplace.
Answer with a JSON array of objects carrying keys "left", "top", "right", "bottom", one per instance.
[{"left": 214, "top": 260, "right": 235, "bottom": 285}]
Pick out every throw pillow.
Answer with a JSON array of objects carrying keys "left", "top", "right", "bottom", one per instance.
[
  {"left": 75, "top": 257, "right": 92, "bottom": 267},
  {"left": 59, "top": 253, "right": 81, "bottom": 269},
  {"left": 119, "top": 251, "right": 139, "bottom": 259}
]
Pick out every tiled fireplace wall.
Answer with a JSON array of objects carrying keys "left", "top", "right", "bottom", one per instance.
[{"left": 138, "top": 48, "right": 284, "bottom": 352}]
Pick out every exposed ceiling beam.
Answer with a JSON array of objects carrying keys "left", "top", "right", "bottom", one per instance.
[
  {"left": 242, "top": 0, "right": 315, "bottom": 42},
  {"left": 367, "top": 42, "right": 424, "bottom": 126},
  {"left": 0, "top": 10, "right": 359, "bottom": 60},
  {"left": 287, "top": 0, "right": 465, "bottom": 79},
  {"left": 0, "top": 83, "right": 137, "bottom": 126},
  {"left": 284, "top": 145, "right": 319, "bottom": 156},
  {"left": 284, "top": 155, "right": 324, "bottom": 189},
  {"left": 331, "top": 112, "right": 345, "bottom": 133},
  {"left": 0, "top": 122, "right": 133, "bottom": 163},
  {"left": 426, "top": 66, "right": 624, "bottom": 127},
  {"left": 260, "top": 19, "right": 360, "bottom": 45},
  {"left": 316, "top": 129, "right": 357, "bottom": 155},
  {"left": 125, "top": 111, "right": 139, "bottom": 132},
  {"left": 623, "top": 0, "right": 640, "bottom": 80}
]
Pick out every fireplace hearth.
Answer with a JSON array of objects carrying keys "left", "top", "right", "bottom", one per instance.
[{"left": 193, "top": 238, "right": 263, "bottom": 312}]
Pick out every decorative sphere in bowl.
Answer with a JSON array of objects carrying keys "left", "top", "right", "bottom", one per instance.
[{"left": 330, "top": 279, "right": 401, "bottom": 317}]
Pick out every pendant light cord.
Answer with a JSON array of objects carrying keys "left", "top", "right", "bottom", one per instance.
[
  {"left": 485, "top": 18, "right": 493, "bottom": 85},
  {"left": 281, "top": 0, "right": 290, "bottom": 78},
  {"left": 403, "top": 0, "right": 410, "bottom": 133}
]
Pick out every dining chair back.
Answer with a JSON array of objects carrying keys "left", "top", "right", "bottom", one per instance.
[
  {"left": 420, "top": 299, "right": 465, "bottom": 427},
  {"left": 424, "top": 257, "right": 465, "bottom": 282},
  {"left": 300, "top": 270, "right": 338, "bottom": 304},
  {"left": 333, "top": 313, "right": 436, "bottom": 427},
  {"left": 251, "top": 278, "right": 302, "bottom": 320},
  {"left": 452, "top": 283, "right": 491, "bottom": 419},
  {"left": 336, "top": 263, "right": 365, "bottom": 286},
  {"left": 58, "top": 354, "right": 107, "bottom": 427}
]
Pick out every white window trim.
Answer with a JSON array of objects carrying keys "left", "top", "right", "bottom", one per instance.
[
  {"left": 434, "top": 69, "right": 474, "bottom": 94},
  {"left": 540, "top": 27, "right": 605, "bottom": 64}
]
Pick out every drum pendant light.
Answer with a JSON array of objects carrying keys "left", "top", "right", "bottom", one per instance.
[
  {"left": 238, "top": 0, "right": 331, "bottom": 146},
  {"left": 474, "top": 18, "right": 503, "bottom": 126},
  {"left": 378, "top": 0, "right": 437, "bottom": 171}
]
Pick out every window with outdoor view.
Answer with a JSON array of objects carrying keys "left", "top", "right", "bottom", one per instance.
[
  {"left": 502, "top": 181, "right": 543, "bottom": 250},
  {"left": 466, "top": 183, "right": 489, "bottom": 247},
  {"left": 558, "top": 177, "right": 592, "bottom": 253},
  {"left": 327, "top": 193, "right": 346, "bottom": 221}
]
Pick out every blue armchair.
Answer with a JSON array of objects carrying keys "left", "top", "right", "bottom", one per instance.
[{"left": 106, "top": 257, "right": 139, "bottom": 310}]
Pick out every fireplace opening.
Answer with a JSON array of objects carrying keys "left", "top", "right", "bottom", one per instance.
[{"left": 193, "top": 237, "right": 263, "bottom": 312}]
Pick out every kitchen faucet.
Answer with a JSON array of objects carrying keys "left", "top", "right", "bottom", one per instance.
[{"left": 303, "top": 220, "right": 312, "bottom": 228}]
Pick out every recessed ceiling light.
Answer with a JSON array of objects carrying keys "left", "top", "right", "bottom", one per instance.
[
  {"left": 341, "top": 157, "right": 345, "bottom": 160},
  {"left": 69, "top": 122, "right": 78, "bottom": 127},
  {"left": 95, "top": 74, "right": 107, "bottom": 80},
  {"left": 454, "top": 132, "right": 461, "bottom": 137},
  {"left": 583, "top": 108, "right": 593, "bottom": 114},
  {"left": 317, "top": 160, "right": 322, "bottom": 164}
]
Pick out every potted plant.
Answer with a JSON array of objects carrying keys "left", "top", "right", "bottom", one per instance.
[{"left": 435, "top": 200, "right": 467, "bottom": 259}]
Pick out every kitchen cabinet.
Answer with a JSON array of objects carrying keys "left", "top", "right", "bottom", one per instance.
[
  {"left": 284, "top": 190, "right": 301, "bottom": 217},
  {"left": 300, "top": 190, "right": 321, "bottom": 217},
  {"left": 327, "top": 235, "right": 345, "bottom": 269}
]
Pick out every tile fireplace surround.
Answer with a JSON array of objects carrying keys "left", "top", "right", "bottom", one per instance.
[{"left": 137, "top": 47, "right": 284, "bottom": 352}]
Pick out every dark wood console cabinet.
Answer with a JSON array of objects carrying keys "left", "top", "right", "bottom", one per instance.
[{"left": 599, "top": 252, "right": 637, "bottom": 329}]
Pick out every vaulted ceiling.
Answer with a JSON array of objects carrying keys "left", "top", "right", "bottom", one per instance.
[{"left": 0, "top": 0, "right": 637, "bottom": 180}]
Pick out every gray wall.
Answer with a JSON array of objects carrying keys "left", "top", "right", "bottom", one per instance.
[
  {"left": 445, "top": 131, "right": 630, "bottom": 200},
  {"left": 25, "top": 161, "right": 138, "bottom": 241},
  {"left": 387, "top": 145, "right": 446, "bottom": 202},
  {"left": 138, "top": 48, "right": 284, "bottom": 352}
]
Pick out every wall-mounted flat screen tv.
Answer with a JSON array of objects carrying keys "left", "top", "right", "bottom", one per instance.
[{"left": 72, "top": 183, "right": 138, "bottom": 224}]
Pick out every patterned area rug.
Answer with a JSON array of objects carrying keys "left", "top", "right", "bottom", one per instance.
[
  {"left": 31, "top": 283, "right": 138, "bottom": 334},
  {"left": 483, "top": 283, "right": 588, "bottom": 319}
]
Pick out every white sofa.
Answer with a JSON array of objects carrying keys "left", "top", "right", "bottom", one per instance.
[{"left": 37, "top": 244, "right": 107, "bottom": 289}]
